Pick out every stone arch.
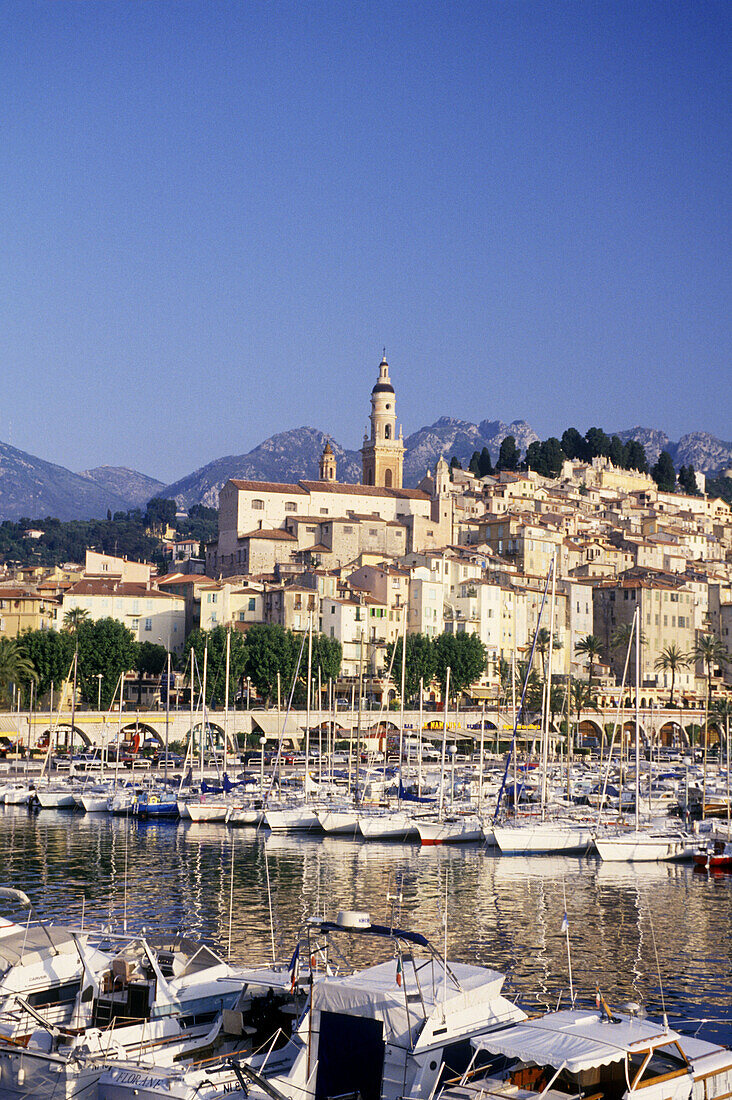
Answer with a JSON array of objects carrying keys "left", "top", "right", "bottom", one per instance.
[
  {"left": 385, "top": 424, "right": 392, "bottom": 440},
  {"left": 384, "top": 468, "right": 393, "bottom": 488},
  {"left": 578, "top": 718, "right": 603, "bottom": 741},
  {"left": 53, "top": 723, "right": 91, "bottom": 748},
  {"left": 121, "top": 721, "right": 163, "bottom": 747},
  {"left": 659, "top": 721, "right": 681, "bottom": 747}
]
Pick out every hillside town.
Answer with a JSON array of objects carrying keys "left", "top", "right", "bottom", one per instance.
[{"left": 1, "top": 357, "right": 731, "bottom": 730}]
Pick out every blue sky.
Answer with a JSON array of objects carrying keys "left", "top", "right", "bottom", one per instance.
[{"left": 2, "top": 1, "right": 729, "bottom": 482}]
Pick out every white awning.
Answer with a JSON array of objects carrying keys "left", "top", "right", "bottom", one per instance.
[{"left": 472, "top": 1011, "right": 671, "bottom": 1074}]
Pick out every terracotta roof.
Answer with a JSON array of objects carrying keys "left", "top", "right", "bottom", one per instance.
[
  {"left": 66, "top": 580, "right": 184, "bottom": 600},
  {"left": 298, "top": 481, "right": 429, "bottom": 501},
  {"left": 239, "top": 528, "right": 297, "bottom": 541},
  {"left": 229, "top": 480, "right": 308, "bottom": 494}
]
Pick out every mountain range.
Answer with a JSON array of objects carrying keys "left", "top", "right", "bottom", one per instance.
[{"left": 0, "top": 421, "right": 730, "bottom": 521}]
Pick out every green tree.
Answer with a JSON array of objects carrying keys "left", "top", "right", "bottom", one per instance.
[
  {"left": 478, "top": 446, "right": 494, "bottom": 477},
  {"left": 654, "top": 643, "right": 690, "bottom": 708},
  {"left": 584, "top": 427, "right": 611, "bottom": 458},
  {"left": 309, "top": 633, "right": 342, "bottom": 686},
  {"left": 496, "top": 435, "right": 520, "bottom": 472},
  {"left": 185, "top": 626, "right": 249, "bottom": 707},
  {"left": 433, "top": 632, "right": 487, "bottom": 699},
  {"left": 610, "top": 620, "right": 647, "bottom": 667},
  {"left": 0, "top": 637, "right": 38, "bottom": 708},
  {"left": 145, "top": 497, "right": 177, "bottom": 530},
  {"left": 449, "top": 456, "right": 462, "bottom": 479},
  {"left": 575, "top": 634, "right": 604, "bottom": 688},
  {"left": 243, "top": 624, "right": 298, "bottom": 705},
  {"left": 560, "top": 428, "right": 586, "bottom": 461},
  {"left": 678, "top": 465, "right": 699, "bottom": 495},
  {"left": 651, "top": 451, "right": 676, "bottom": 492},
  {"left": 135, "top": 641, "right": 169, "bottom": 706},
  {"left": 75, "top": 618, "right": 138, "bottom": 709},
  {"left": 468, "top": 451, "right": 481, "bottom": 476},
  {"left": 17, "top": 629, "right": 74, "bottom": 700},
  {"left": 608, "top": 435, "right": 625, "bottom": 468},
  {"left": 385, "top": 633, "right": 436, "bottom": 703},
  {"left": 624, "top": 440, "right": 648, "bottom": 473}
]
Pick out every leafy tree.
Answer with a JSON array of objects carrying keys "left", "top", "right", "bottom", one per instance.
[
  {"left": 73, "top": 618, "right": 138, "bottom": 709},
  {"left": 449, "top": 456, "right": 462, "bottom": 479},
  {"left": 705, "top": 475, "right": 732, "bottom": 506},
  {"left": 496, "top": 435, "right": 520, "bottom": 472},
  {"left": 654, "top": 643, "right": 690, "bottom": 707},
  {"left": 0, "top": 637, "right": 38, "bottom": 708},
  {"left": 134, "top": 641, "right": 169, "bottom": 705},
  {"left": 243, "top": 624, "right": 298, "bottom": 705},
  {"left": 385, "top": 633, "right": 436, "bottom": 703},
  {"left": 433, "top": 632, "right": 487, "bottom": 700},
  {"left": 185, "top": 626, "right": 249, "bottom": 707},
  {"left": 17, "top": 629, "right": 74, "bottom": 699},
  {"left": 309, "top": 633, "right": 342, "bottom": 686},
  {"left": 584, "top": 427, "right": 611, "bottom": 458},
  {"left": 651, "top": 451, "right": 676, "bottom": 492},
  {"left": 145, "top": 497, "right": 177, "bottom": 529},
  {"left": 561, "top": 428, "right": 586, "bottom": 461},
  {"left": 468, "top": 451, "right": 481, "bottom": 476},
  {"left": 575, "top": 634, "right": 604, "bottom": 688}
]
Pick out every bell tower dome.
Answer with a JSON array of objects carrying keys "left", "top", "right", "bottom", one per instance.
[
  {"left": 361, "top": 352, "right": 404, "bottom": 489},
  {"left": 319, "top": 440, "right": 337, "bottom": 482}
]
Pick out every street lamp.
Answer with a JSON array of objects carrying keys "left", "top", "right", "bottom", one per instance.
[
  {"left": 96, "top": 673, "right": 103, "bottom": 711},
  {"left": 247, "top": 677, "right": 252, "bottom": 711},
  {"left": 260, "top": 736, "right": 266, "bottom": 794}
]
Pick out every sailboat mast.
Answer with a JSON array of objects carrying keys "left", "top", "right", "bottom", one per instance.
[
  {"left": 634, "top": 606, "right": 641, "bottom": 832},
  {"left": 438, "top": 666, "right": 451, "bottom": 818},
  {"left": 223, "top": 628, "right": 231, "bottom": 775},
  {"left": 398, "top": 606, "right": 407, "bottom": 805}
]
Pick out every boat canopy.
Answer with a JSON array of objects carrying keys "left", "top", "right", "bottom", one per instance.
[{"left": 471, "top": 1010, "right": 686, "bottom": 1075}]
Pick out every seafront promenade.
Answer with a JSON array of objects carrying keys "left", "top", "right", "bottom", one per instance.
[{"left": 0, "top": 703, "right": 713, "bottom": 753}]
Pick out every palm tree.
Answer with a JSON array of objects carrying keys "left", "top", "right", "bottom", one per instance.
[
  {"left": 534, "top": 627, "right": 563, "bottom": 680},
  {"left": 575, "top": 634, "right": 603, "bottom": 688},
  {"left": 654, "top": 643, "right": 690, "bottom": 708},
  {"left": 693, "top": 634, "right": 729, "bottom": 815},
  {"left": 0, "top": 637, "right": 38, "bottom": 708},
  {"left": 611, "top": 621, "right": 647, "bottom": 655},
  {"left": 62, "top": 607, "right": 90, "bottom": 633},
  {"left": 694, "top": 634, "right": 728, "bottom": 703},
  {"left": 570, "top": 680, "right": 600, "bottom": 748}
]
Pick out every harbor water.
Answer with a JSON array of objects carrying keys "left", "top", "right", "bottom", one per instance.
[{"left": 1, "top": 803, "right": 731, "bottom": 1045}]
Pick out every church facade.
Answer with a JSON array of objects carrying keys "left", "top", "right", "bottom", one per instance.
[{"left": 208, "top": 355, "right": 452, "bottom": 577}]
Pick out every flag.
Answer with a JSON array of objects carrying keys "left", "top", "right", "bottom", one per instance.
[
  {"left": 396, "top": 956, "right": 403, "bottom": 988},
  {"left": 289, "top": 944, "right": 300, "bottom": 990},
  {"left": 561, "top": 912, "right": 569, "bottom": 934}
]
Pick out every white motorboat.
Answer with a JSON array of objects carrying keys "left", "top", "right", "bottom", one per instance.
[
  {"left": 439, "top": 1004, "right": 732, "bottom": 1100},
  {"left": 0, "top": 931, "right": 266, "bottom": 1097},
  {"left": 96, "top": 908, "right": 528, "bottom": 1100}
]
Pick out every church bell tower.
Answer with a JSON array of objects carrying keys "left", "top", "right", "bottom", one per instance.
[{"left": 361, "top": 353, "right": 404, "bottom": 489}]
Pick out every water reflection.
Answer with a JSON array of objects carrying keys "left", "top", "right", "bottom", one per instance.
[{"left": 1, "top": 804, "right": 731, "bottom": 1043}]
